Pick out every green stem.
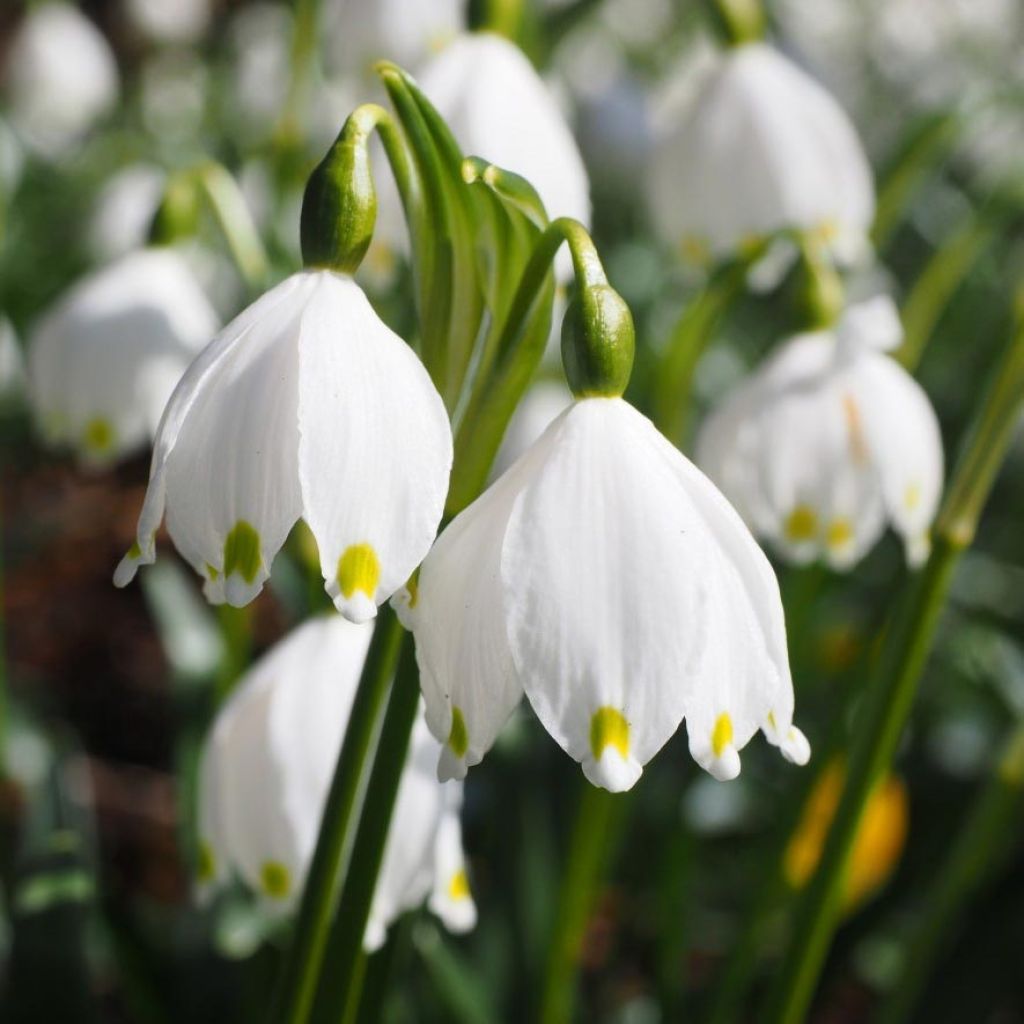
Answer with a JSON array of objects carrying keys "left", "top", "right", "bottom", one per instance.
[
  {"left": 194, "top": 161, "right": 270, "bottom": 294},
  {"left": 897, "top": 217, "right": 996, "bottom": 371},
  {"left": 879, "top": 722, "right": 1024, "bottom": 1024},
  {"left": 310, "top": 635, "right": 421, "bottom": 1021},
  {"left": 651, "top": 259, "right": 748, "bottom": 447},
  {"left": 763, "top": 309, "right": 1024, "bottom": 1024},
  {"left": 700, "top": 0, "right": 765, "bottom": 45},
  {"left": 538, "top": 782, "right": 622, "bottom": 1024},
  {"left": 267, "top": 607, "right": 404, "bottom": 1024},
  {"left": 214, "top": 604, "right": 251, "bottom": 702},
  {"left": 0, "top": 485, "right": 6, "bottom": 778},
  {"left": 273, "top": 0, "right": 321, "bottom": 157}
]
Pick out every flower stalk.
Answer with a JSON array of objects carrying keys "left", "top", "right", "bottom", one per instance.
[{"left": 763, "top": 298, "right": 1024, "bottom": 1024}]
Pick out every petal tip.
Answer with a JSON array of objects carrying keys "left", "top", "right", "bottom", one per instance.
[
  {"left": 706, "top": 745, "right": 741, "bottom": 782},
  {"left": 780, "top": 725, "right": 811, "bottom": 766},
  {"left": 437, "top": 746, "right": 468, "bottom": 783},
  {"left": 582, "top": 749, "right": 642, "bottom": 793}
]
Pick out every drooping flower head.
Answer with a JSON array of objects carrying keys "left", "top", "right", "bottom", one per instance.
[
  {"left": 696, "top": 296, "right": 944, "bottom": 569},
  {"left": 114, "top": 112, "right": 453, "bottom": 621},
  {"left": 403, "top": 235, "right": 809, "bottom": 791},
  {"left": 649, "top": 41, "right": 874, "bottom": 270},
  {"left": 197, "top": 615, "right": 475, "bottom": 949},
  {"left": 27, "top": 248, "right": 218, "bottom": 467}
]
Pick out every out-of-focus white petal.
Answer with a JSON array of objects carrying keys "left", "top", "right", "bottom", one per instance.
[
  {"left": 835, "top": 293, "right": 903, "bottom": 354},
  {"left": 0, "top": 317, "right": 25, "bottom": 401},
  {"left": 5, "top": 4, "right": 119, "bottom": 159},
  {"left": 428, "top": 810, "right": 477, "bottom": 934},
  {"left": 124, "top": 0, "right": 211, "bottom": 44},
  {"left": 27, "top": 248, "right": 218, "bottom": 468},
  {"left": 649, "top": 43, "right": 873, "bottom": 266},
  {"left": 88, "top": 164, "right": 166, "bottom": 262},
  {"left": 297, "top": 274, "right": 452, "bottom": 622}
]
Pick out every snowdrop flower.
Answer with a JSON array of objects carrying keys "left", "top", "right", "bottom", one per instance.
[
  {"left": 27, "top": 248, "right": 218, "bottom": 467},
  {"left": 115, "top": 122, "right": 453, "bottom": 620},
  {"left": 649, "top": 42, "right": 873, "bottom": 270},
  {"left": 124, "top": 0, "right": 211, "bottom": 45},
  {"left": 404, "top": 282, "right": 808, "bottom": 791},
  {"left": 88, "top": 164, "right": 166, "bottom": 262},
  {"left": 418, "top": 33, "right": 591, "bottom": 244},
  {"left": 197, "top": 615, "right": 475, "bottom": 948},
  {"left": 4, "top": 4, "right": 119, "bottom": 159},
  {"left": 697, "top": 296, "right": 943, "bottom": 570}
]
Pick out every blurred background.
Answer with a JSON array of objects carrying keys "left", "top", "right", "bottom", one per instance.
[{"left": 2, "top": 0, "right": 1024, "bottom": 1021}]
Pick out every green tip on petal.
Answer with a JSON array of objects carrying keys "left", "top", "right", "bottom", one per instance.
[{"left": 223, "top": 520, "right": 262, "bottom": 585}]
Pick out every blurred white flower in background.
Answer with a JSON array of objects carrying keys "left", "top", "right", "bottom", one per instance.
[
  {"left": 406, "top": 396, "right": 809, "bottom": 790},
  {"left": 88, "top": 164, "right": 166, "bottom": 262},
  {"left": 697, "top": 296, "right": 943, "bottom": 570},
  {"left": 0, "top": 116, "right": 24, "bottom": 198},
  {"left": 114, "top": 270, "right": 452, "bottom": 620},
  {"left": 139, "top": 49, "right": 209, "bottom": 145},
  {"left": 197, "top": 615, "right": 476, "bottom": 948},
  {"left": 649, "top": 42, "right": 874, "bottom": 271},
  {"left": 4, "top": 3, "right": 119, "bottom": 159},
  {"left": 124, "top": 0, "right": 212, "bottom": 45},
  {"left": 226, "top": 2, "right": 293, "bottom": 141},
  {"left": 0, "top": 317, "right": 26, "bottom": 401},
  {"left": 27, "top": 248, "right": 219, "bottom": 468}
]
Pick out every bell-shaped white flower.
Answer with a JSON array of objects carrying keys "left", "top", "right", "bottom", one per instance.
[
  {"left": 404, "top": 395, "right": 809, "bottom": 791},
  {"left": 27, "top": 248, "right": 219, "bottom": 467},
  {"left": 197, "top": 616, "right": 475, "bottom": 947},
  {"left": 696, "top": 297, "right": 943, "bottom": 570},
  {"left": 649, "top": 42, "right": 873, "bottom": 269},
  {"left": 417, "top": 33, "right": 591, "bottom": 245},
  {"left": 4, "top": 4, "right": 119, "bottom": 159},
  {"left": 114, "top": 268, "right": 452, "bottom": 621}
]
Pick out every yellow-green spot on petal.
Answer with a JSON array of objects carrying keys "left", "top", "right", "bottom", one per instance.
[
  {"left": 590, "top": 706, "right": 630, "bottom": 762},
  {"left": 712, "top": 713, "right": 734, "bottom": 758},
  {"left": 127, "top": 540, "right": 141, "bottom": 560},
  {"left": 260, "top": 860, "right": 291, "bottom": 900},
  {"left": 205, "top": 563, "right": 220, "bottom": 581},
  {"left": 223, "top": 521, "right": 262, "bottom": 584},
  {"left": 405, "top": 572, "right": 419, "bottom": 609},
  {"left": 336, "top": 543, "right": 380, "bottom": 600},
  {"left": 83, "top": 417, "right": 115, "bottom": 454},
  {"left": 448, "top": 706, "right": 468, "bottom": 758},
  {"left": 904, "top": 482, "right": 921, "bottom": 511},
  {"left": 826, "top": 517, "right": 854, "bottom": 550},
  {"left": 197, "top": 840, "right": 216, "bottom": 884},
  {"left": 784, "top": 504, "right": 819, "bottom": 543},
  {"left": 448, "top": 868, "right": 470, "bottom": 901},
  {"left": 767, "top": 710, "right": 777, "bottom": 731}
]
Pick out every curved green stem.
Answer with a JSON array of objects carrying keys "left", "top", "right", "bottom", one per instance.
[
  {"left": 310, "top": 635, "right": 421, "bottom": 1022},
  {"left": 763, "top": 308, "right": 1024, "bottom": 1024},
  {"left": 538, "top": 782, "right": 623, "bottom": 1024},
  {"left": 879, "top": 722, "right": 1024, "bottom": 1024},
  {"left": 267, "top": 607, "right": 404, "bottom": 1024}
]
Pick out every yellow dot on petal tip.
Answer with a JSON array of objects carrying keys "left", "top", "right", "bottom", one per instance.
[
  {"left": 405, "top": 572, "right": 419, "bottom": 609},
  {"left": 826, "top": 517, "right": 854, "bottom": 550},
  {"left": 127, "top": 540, "right": 142, "bottom": 560},
  {"left": 590, "top": 707, "right": 630, "bottom": 762},
  {"left": 712, "top": 713, "right": 734, "bottom": 758},
  {"left": 205, "top": 563, "right": 220, "bottom": 581},
  {"left": 336, "top": 543, "right": 381, "bottom": 600},
  {"left": 259, "top": 860, "right": 292, "bottom": 900},
  {"left": 904, "top": 482, "right": 921, "bottom": 511},
  {"left": 448, "top": 706, "right": 469, "bottom": 758},
  {"left": 223, "top": 520, "right": 262, "bottom": 584},
  {"left": 83, "top": 417, "right": 115, "bottom": 454},
  {"left": 197, "top": 840, "right": 215, "bottom": 883},
  {"left": 448, "top": 868, "right": 470, "bottom": 901},
  {"left": 784, "top": 504, "right": 819, "bottom": 543}
]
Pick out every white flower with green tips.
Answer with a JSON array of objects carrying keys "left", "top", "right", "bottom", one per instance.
[
  {"left": 696, "top": 296, "right": 944, "bottom": 570},
  {"left": 649, "top": 42, "right": 873, "bottom": 269},
  {"left": 27, "top": 248, "right": 218, "bottom": 467},
  {"left": 113, "top": 267, "right": 452, "bottom": 619},
  {"left": 403, "top": 395, "right": 809, "bottom": 791},
  {"left": 197, "top": 615, "right": 475, "bottom": 948}
]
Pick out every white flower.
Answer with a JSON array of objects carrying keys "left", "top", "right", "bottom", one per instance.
[
  {"left": 417, "top": 33, "right": 591, "bottom": 254},
  {"left": 403, "top": 395, "right": 808, "bottom": 791},
  {"left": 649, "top": 42, "right": 873, "bottom": 269},
  {"left": 88, "top": 164, "right": 166, "bottom": 262},
  {"left": 696, "top": 297, "right": 943, "bottom": 570},
  {"left": 4, "top": 4, "right": 119, "bottom": 159},
  {"left": 114, "top": 270, "right": 453, "bottom": 621},
  {"left": 197, "top": 615, "right": 475, "bottom": 948},
  {"left": 124, "top": 0, "right": 211, "bottom": 44},
  {"left": 27, "top": 248, "right": 218, "bottom": 467}
]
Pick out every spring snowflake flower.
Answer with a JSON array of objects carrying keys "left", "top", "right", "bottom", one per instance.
[
  {"left": 696, "top": 296, "right": 943, "bottom": 569},
  {"left": 404, "top": 396, "right": 809, "bottom": 792},
  {"left": 4, "top": 4, "right": 119, "bottom": 159},
  {"left": 113, "top": 268, "right": 452, "bottom": 619},
  {"left": 649, "top": 42, "right": 873, "bottom": 270},
  {"left": 197, "top": 615, "right": 475, "bottom": 948},
  {"left": 27, "top": 248, "right": 218, "bottom": 467}
]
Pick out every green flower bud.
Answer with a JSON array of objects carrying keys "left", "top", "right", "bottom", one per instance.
[
  {"left": 561, "top": 284, "right": 635, "bottom": 398},
  {"left": 301, "top": 107, "right": 384, "bottom": 274},
  {"left": 702, "top": 0, "right": 765, "bottom": 46},
  {"left": 149, "top": 171, "right": 200, "bottom": 247}
]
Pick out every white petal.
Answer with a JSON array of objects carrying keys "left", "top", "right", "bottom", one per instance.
[
  {"left": 428, "top": 809, "right": 477, "bottom": 935},
  {"left": 296, "top": 273, "right": 452, "bottom": 622},
  {"left": 502, "top": 399, "right": 705, "bottom": 791},
  {"left": 835, "top": 294, "right": 903, "bottom": 354},
  {"left": 412, "top": 441, "right": 546, "bottom": 780}
]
